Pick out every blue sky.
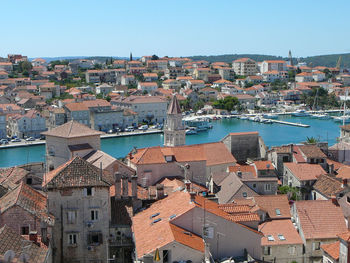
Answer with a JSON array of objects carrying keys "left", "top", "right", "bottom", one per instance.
[{"left": 1, "top": 0, "right": 349, "bottom": 58}]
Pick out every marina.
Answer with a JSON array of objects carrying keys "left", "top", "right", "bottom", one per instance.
[{"left": 0, "top": 113, "right": 343, "bottom": 168}]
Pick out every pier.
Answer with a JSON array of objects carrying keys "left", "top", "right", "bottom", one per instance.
[{"left": 268, "top": 119, "right": 310, "bottom": 128}]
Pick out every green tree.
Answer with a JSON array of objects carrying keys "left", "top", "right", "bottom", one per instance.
[
  {"left": 151, "top": 54, "right": 159, "bottom": 60},
  {"left": 306, "top": 136, "right": 319, "bottom": 144},
  {"left": 19, "top": 61, "right": 33, "bottom": 72},
  {"left": 106, "top": 95, "right": 111, "bottom": 102},
  {"left": 212, "top": 96, "right": 240, "bottom": 112}
]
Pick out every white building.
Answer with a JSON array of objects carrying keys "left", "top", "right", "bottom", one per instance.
[
  {"left": 137, "top": 82, "right": 158, "bottom": 93},
  {"left": 232, "top": 58, "right": 258, "bottom": 76},
  {"left": 7, "top": 110, "right": 46, "bottom": 139},
  {"left": 261, "top": 60, "right": 287, "bottom": 73}
]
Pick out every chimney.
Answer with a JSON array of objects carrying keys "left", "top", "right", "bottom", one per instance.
[
  {"left": 29, "top": 231, "right": 38, "bottom": 246},
  {"left": 131, "top": 175, "right": 138, "bottom": 199},
  {"left": 99, "top": 162, "right": 103, "bottom": 181},
  {"left": 343, "top": 179, "right": 348, "bottom": 187},
  {"left": 114, "top": 172, "right": 121, "bottom": 199},
  {"left": 184, "top": 180, "right": 191, "bottom": 192},
  {"left": 331, "top": 195, "right": 339, "bottom": 206},
  {"left": 122, "top": 175, "right": 129, "bottom": 198},
  {"left": 156, "top": 184, "right": 164, "bottom": 199},
  {"left": 329, "top": 164, "right": 335, "bottom": 175},
  {"left": 237, "top": 169, "right": 242, "bottom": 178},
  {"left": 290, "top": 144, "right": 294, "bottom": 154},
  {"left": 190, "top": 192, "right": 196, "bottom": 203},
  {"left": 41, "top": 227, "right": 48, "bottom": 245}
]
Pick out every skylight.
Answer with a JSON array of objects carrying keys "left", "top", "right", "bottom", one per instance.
[
  {"left": 169, "top": 214, "right": 176, "bottom": 220},
  {"left": 267, "top": 235, "right": 275, "bottom": 241},
  {"left": 151, "top": 218, "right": 162, "bottom": 225},
  {"left": 150, "top": 212, "right": 160, "bottom": 219},
  {"left": 278, "top": 234, "right": 286, "bottom": 241},
  {"left": 275, "top": 209, "right": 281, "bottom": 216}
]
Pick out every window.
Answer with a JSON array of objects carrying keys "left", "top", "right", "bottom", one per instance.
[
  {"left": 263, "top": 246, "right": 271, "bottom": 255},
  {"left": 87, "top": 232, "right": 103, "bottom": 245},
  {"left": 253, "top": 184, "right": 256, "bottom": 188},
  {"left": 313, "top": 242, "right": 321, "bottom": 250},
  {"left": 278, "top": 234, "right": 285, "bottom": 240},
  {"left": 91, "top": 210, "right": 99, "bottom": 221},
  {"left": 26, "top": 177, "right": 32, "bottom": 185},
  {"left": 275, "top": 209, "right": 281, "bottom": 216},
  {"left": 283, "top": 156, "right": 289, "bottom": 162},
  {"left": 267, "top": 235, "right": 275, "bottom": 241},
  {"left": 347, "top": 196, "right": 350, "bottom": 203},
  {"left": 163, "top": 250, "right": 170, "bottom": 263},
  {"left": 67, "top": 211, "right": 77, "bottom": 224},
  {"left": 265, "top": 184, "right": 271, "bottom": 191},
  {"left": 21, "top": 226, "right": 29, "bottom": 235},
  {"left": 242, "top": 192, "right": 247, "bottom": 198},
  {"left": 84, "top": 187, "right": 94, "bottom": 197},
  {"left": 288, "top": 246, "right": 296, "bottom": 255},
  {"left": 68, "top": 233, "right": 77, "bottom": 245}
]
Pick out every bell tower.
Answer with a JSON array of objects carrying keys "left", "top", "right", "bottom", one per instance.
[{"left": 164, "top": 95, "right": 185, "bottom": 147}]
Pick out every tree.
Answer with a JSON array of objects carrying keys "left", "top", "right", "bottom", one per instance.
[
  {"left": 151, "top": 54, "right": 159, "bottom": 60},
  {"left": 19, "top": 61, "right": 32, "bottom": 72},
  {"left": 212, "top": 96, "right": 240, "bottom": 112},
  {"left": 306, "top": 136, "right": 319, "bottom": 144},
  {"left": 106, "top": 95, "right": 111, "bottom": 102}
]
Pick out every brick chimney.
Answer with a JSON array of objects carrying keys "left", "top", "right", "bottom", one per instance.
[
  {"left": 190, "top": 192, "right": 196, "bottom": 203},
  {"left": 114, "top": 172, "right": 121, "bottom": 199},
  {"left": 331, "top": 195, "right": 339, "bottom": 206},
  {"left": 184, "top": 180, "right": 191, "bottom": 192},
  {"left": 343, "top": 179, "right": 348, "bottom": 188},
  {"left": 122, "top": 175, "right": 129, "bottom": 198},
  {"left": 131, "top": 175, "right": 138, "bottom": 199},
  {"left": 156, "top": 184, "right": 164, "bottom": 199},
  {"left": 329, "top": 164, "right": 335, "bottom": 176}
]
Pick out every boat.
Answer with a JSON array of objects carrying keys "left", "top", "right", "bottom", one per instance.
[
  {"left": 317, "top": 113, "right": 331, "bottom": 120},
  {"left": 248, "top": 116, "right": 255, "bottom": 121},
  {"left": 334, "top": 89, "right": 350, "bottom": 124},
  {"left": 240, "top": 115, "right": 249, "bottom": 120},
  {"left": 184, "top": 119, "right": 211, "bottom": 131},
  {"left": 291, "top": 109, "right": 310, "bottom": 117},
  {"left": 263, "top": 113, "right": 278, "bottom": 119},
  {"left": 185, "top": 127, "right": 198, "bottom": 135}
]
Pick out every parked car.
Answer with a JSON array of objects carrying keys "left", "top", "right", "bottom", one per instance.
[
  {"left": 138, "top": 125, "right": 148, "bottom": 131},
  {"left": 11, "top": 138, "right": 21, "bottom": 142},
  {"left": 125, "top": 126, "right": 135, "bottom": 132},
  {"left": 107, "top": 129, "right": 114, "bottom": 134},
  {"left": 26, "top": 137, "right": 35, "bottom": 141},
  {"left": 0, "top": 139, "right": 9, "bottom": 144}
]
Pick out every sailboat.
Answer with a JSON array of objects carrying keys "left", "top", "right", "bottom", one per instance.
[{"left": 333, "top": 89, "right": 350, "bottom": 124}]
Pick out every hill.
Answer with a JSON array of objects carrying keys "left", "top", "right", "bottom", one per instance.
[{"left": 188, "top": 53, "right": 350, "bottom": 68}]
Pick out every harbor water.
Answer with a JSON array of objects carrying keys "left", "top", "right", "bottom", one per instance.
[{"left": 0, "top": 115, "right": 341, "bottom": 168}]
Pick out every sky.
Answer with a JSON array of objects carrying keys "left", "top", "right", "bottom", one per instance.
[{"left": 1, "top": 0, "right": 350, "bottom": 58}]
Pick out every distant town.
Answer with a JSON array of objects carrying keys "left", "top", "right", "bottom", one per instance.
[{"left": 1, "top": 52, "right": 350, "bottom": 263}]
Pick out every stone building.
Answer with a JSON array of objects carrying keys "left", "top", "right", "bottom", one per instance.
[
  {"left": 164, "top": 95, "right": 185, "bottom": 147},
  {"left": 43, "top": 156, "right": 112, "bottom": 263},
  {"left": 42, "top": 121, "right": 103, "bottom": 171}
]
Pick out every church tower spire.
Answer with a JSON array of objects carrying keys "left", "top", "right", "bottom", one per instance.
[{"left": 164, "top": 95, "right": 185, "bottom": 147}]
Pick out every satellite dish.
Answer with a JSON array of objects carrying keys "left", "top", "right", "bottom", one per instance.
[
  {"left": 19, "top": 253, "right": 29, "bottom": 263},
  {"left": 4, "top": 250, "right": 15, "bottom": 263}
]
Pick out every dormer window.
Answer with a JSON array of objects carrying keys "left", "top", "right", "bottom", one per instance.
[
  {"left": 165, "top": 155, "right": 174, "bottom": 162},
  {"left": 84, "top": 187, "right": 95, "bottom": 196}
]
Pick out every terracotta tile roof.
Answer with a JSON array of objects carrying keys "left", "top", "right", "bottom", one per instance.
[
  {"left": 218, "top": 204, "right": 253, "bottom": 214},
  {"left": 228, "top": 165, "right": 257, "bottom": 178},
  {"left": 83, "top": 150, "right": 116, "bottom": 170},
  {"left": 338, "top": 231, "right": 350, "bottom": 242},
  {"left": 132, "top": 191, "right": 260, "bottom": 258},
  {"left": 0, "top": 182, "right": 54, "bottom": 225},
  {"left": 264, "top": 60, "right": 286, "bottom": 64},
  {"left": 130, "top": 142, "right": 236, "bottom": 166},
  {"left": 271, "top": 145, "right": 292, "bottom": 154},
  {"left": 298, "top": 145, "right": 326, "bottom": 159},
  {"left": 42, "top": 120, "right": 103, "bottom": 138},
  {"left": 336, "top": 166, "right": 350, "bottom": 180},
  {"left": 65, "top": 102, "right": 89, "bottom": 111},
  {"left": 254, "top": 195, "right": 291, "bottom": 219},
  {"left": 295, "top": 200, "right": 347, "bottom": 239},
  {"left": 313, "top": 174, "right": 344, "bottom": 199},
  {"left": 259, "top": 219, "right": 303, "bottom": 246},
  {"left": 43, "top": 156, "right": 112, "bottom": 189},
  {"left": 321, "top": 241, "right": 340, "bottom": 260},
  {"left": 82, "top": 99, "right": 111, "bottom": 108},
  {"left": 0, "top": 167, "right": 29, "bottom": 191},
  {"left": 157, "top": 177, "right": 207, "bottom": 194},
  {"left": 327, "top": 159, "right": 345, "bottom": 171},
  {"left": 169, "top": 223, "right": 205, "bottom": 252},
  {"left": 284, "top": 163, "right": 326, "bottom": 181},
  {"left": 123, "top": 95, "right": 167, "bottom": 104},
  {"left": 234, "top": 58, "right": 256, "bottom": 63},
  {"left": 0, "top": 225, "right": 49, "bottom": 263},
  {"left": 254, "top": 160, "right": 274, "bottom": 171},
  {"left": 227, "top": 213, "right": 260, "bottom": 222}
]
